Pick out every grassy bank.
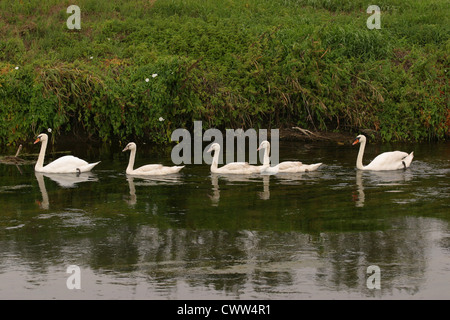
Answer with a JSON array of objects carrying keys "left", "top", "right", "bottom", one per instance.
[{"left": 0, "top": 0, "right": 448, "bottom": 146}]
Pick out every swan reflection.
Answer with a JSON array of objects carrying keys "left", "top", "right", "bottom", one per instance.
[
  {"left": 259, "top": 175, "right": 270, "bottom": 200},
  {"left": 269, "top": 169, "right": 323, "bottom": 186},
  {"left": 210, "top": 173, "right": 271, "bottom": 205},
  {"left": 126, "top": 176, "right": 137, "bottom": 206},
  {"left": 125, "top": 174, "right": 182, "bottom": 206},
  {"left": 35, "top": 172, "right": 98, "bottom": 209},
  {"left": 355, "top": 171, "right": 365, "bottom": 207},
  {"left": 209, "top": 174, "right": 220, "bottom": 206},
  {"left": 354, "top": 169, "right": 414, "bottom": 207}
]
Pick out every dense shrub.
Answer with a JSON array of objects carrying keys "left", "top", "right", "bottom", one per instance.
[{"left": 0, "top": 0, "right": 448, "bottom": 145}]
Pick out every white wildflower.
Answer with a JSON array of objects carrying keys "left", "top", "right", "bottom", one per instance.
[
  {"left": 152, "top": 73, "right": 158, "bottom": 78},
  {"left": 158, "top": 117, "right": 165, "bottom": 122}
]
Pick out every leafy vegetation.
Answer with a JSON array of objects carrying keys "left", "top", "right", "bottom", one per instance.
[{"left": 0, "top": 0, "right": 448, "bottom": 146}]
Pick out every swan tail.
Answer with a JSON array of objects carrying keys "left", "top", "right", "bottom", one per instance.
[
  {"left": 402, "top": 152, "right": 414, "bottom": 168},
  {"left": 77, "top": 161, "right": 101, "bottom": 173},
  {"left": 305, "top": 163, "right": 322, "bottom": 172}
]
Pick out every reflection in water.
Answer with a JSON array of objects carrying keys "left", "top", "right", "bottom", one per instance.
[
  {"left": 272, "top": 170, "right": 323, "bottom": 186},
  {"left": 210, "top": 173, "right": 271, "bottom": 205},
  {"left": 259, "top": 175, "right": 270, "bottom": 200},
  {"left": 355, "top": 171, "right": 365, "bottom": 207},
  {"left": 0, "top": 141, "right": 449, "bottom": 299},
  {"left": 126, "top": 176, "right": 137, "bottom": 207},
  {"left": 35, "top": 172, "right": 49, "bottom": 210},
  {"left": 35, "top": 172, "right": 98, "bottom": 209},
  {"left": 209, "top": 171, "right": 325, "bottom": 205},
  {"left": 210, "top": 174, "right": 220, "bottom": 206},
  {"left": 125, "top": 174, "right": 182, "bottom": 207},
  {"left": 39, "top": 172, "right": 98, "bottom": 188},
  {"left": 3, "top": 219, "right": 439, "bottom": 299},
  {"left": 354, "top": 169, "right": 415, "bottom": 207},
  {"left": 365, "top": 169, "right": 414, "bottom": 185}
]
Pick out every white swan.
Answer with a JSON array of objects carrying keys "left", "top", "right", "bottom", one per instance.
[
  {"left": 34, "top": 133, "right": 100, "bottom": 173},
  {"left": 122, "top": 142, "right": 184, "bottom": 175},
  {"left": 352, "top": 135, "right": 414, "bottom": 171},
  {"left": 257, "top": 140, "right": 322, "bottom": 174},
  {"left": 207, "top": 143, "right": 261, "bottom": 174}
]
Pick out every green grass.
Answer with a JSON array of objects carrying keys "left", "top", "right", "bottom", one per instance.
[{"left": 0, "top": 0, "right": 448, "bottom": 146}]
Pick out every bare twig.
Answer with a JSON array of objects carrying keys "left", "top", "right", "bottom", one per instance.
[
  {"left": 14, "top": 144, "right": 22, "bottom": 158},
  {"left": 291, "top": 127, "right": 332, "bottom": 140}
]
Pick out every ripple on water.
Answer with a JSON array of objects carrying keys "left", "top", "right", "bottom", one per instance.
[
  {"left": 0, "top": 184, "right": 31, "bottom": 193},
  {"left": 5, "top": 224, "right": 26, "bottom": 230}
]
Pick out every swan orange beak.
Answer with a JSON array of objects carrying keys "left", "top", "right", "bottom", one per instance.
[
  {"left": 34, "top": 137, "right": 40, "bottom": 144},
  {"left": 352, "top": 138, "right": 359, "bottom": 145}
]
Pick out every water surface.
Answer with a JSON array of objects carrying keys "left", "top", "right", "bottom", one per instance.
[{"left": 0, "top": 140, "right": 449, "bottom": 299}]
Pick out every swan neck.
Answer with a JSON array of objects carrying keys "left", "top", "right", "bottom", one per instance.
[
  {"left": 127, "top": 148, "right": 136, "bottom": 173},
  {"left": 210, "top": 149, "right": 219, "bottom": 172},
  {"left": 263, "top": 145, "right": 270, "bottom": 166},
  {"left": 35, "top": 173, "right": 49, "bottom": 209},
  {"left": 356, "top": 139, "right": 366, "bottom": 170},
  {"left": 127, "top": 177, "right": 136, "bottom": 194},
  {"left": 35, "top": 139, "right": 48, "bottom": 171}
]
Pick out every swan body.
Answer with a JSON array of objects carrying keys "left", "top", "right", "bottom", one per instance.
[
  {"left": 257, "top": 140, "right": 322, "bottom": 174},
  {"left": 34, "top": 134, "right": 100, "bottom": 173},
  {"left": 352, "top": 135, "right": 414, "bottom": 171},
  {"left": 123, "top": 142, "right": 184, "bottom": 175},
  {"left": 207, "top": 143, "right": 261, "bottom": 174}
]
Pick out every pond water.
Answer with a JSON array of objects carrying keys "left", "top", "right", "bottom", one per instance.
[{"left": 0, "top": 139, "right": 449, "bottom": 299}]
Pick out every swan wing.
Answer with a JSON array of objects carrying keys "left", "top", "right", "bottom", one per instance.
[
  {"left": 221, "top": 162, "right": 251, "bottom": 170},
  {"left": 77, "top": 161, "right": 101, "bottom": 173},
  {"left": 301, "top": 163, "right": 322, "bottom": 172},
  {"left": 158, "top": 166, "right": 184, "bottom": 175},
  {"left": 134, "top": 164, "right": 164, "bottom": 173},
  {"left": 366, "top": 151, "right": 410, "bottom": 170},
  {"left": 277, "top": 161, "right": 303, "bottom": 171},
  {"left": 216, "top": 162, "right": 260, "bottom": 174},
  {"left": 274, "top": 161, "right": 321, "bottom": 173},
  {"left": 41, "top": 155, "right": 90, "bottom": 173},
  {"left": 132, "top": 164, "right": 184, "bottom": 175}
]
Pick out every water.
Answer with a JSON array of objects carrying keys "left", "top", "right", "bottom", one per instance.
[{"left": 0, "top": 140, "right": 449, "bottom": 299}]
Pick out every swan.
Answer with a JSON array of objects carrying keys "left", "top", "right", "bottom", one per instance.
[
  {"left": 207, "top": 143, "right": 261, "bottom": 174},
  {"left": 122, "top": 142, "right": 184, "bottom": 175},
  {"left": 352, "top": 134, "right": 414, "bottom": 171},
  {"left": 257, "top": 140, "right": 322, "bottom": 174},
  {"left": 34, "top": 133, "right": 100, "bottom": 173}
]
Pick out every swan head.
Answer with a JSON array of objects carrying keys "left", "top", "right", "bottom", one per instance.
[
  {"left": 34, "top": 133, "right": 48, "bottom": 144},
  {"left": 122, "top": 142, "right": 136, "bottom": 152},
  {"left": 206, "top": 143, "right": 220, "bottom": 153},
  {"left": 352, "top": 135, "right": 366, "bottom": 145},
  {"left": 257, "top": 140, "right": 270, "bottom": 151}
]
